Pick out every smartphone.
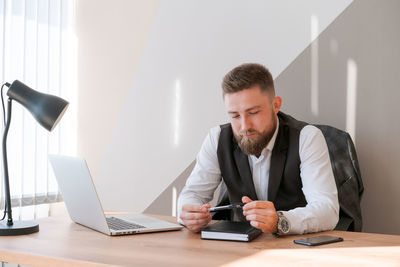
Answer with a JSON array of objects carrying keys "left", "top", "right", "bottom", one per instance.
[{"left": 293, "top": 235, "right": 343, "bottom": 246}]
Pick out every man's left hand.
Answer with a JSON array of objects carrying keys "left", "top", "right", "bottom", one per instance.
[{"left": 242, "top": 196, "right": 278, "bottom": 234}]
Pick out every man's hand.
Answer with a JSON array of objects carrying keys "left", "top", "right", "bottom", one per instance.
[
  {"left": 242, "top": 196, "right": 278, "bottom": 234},
  {"left": 180, "top": 204, "right": 212, "bottom": 233}
]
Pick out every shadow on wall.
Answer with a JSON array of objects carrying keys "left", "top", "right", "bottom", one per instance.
[
  {"left": 146, "top": 0, "right": 400, "bottom": 235},
  {"left": 276, "top": 0, "right": 400, "bottom": 235},
  {"left": 145, "top": 159, "right": 220, "bottom": 217},
  {"left": 144, "top": 160, "right": 196, "bottom": 216}
]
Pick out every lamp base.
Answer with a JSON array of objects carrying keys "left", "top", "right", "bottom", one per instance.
[{"left": 0, "top": 220, "right": 39, "bottom": 236}]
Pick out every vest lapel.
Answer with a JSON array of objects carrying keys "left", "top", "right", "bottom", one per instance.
[
  {"left": 268, "top": 123, "right": 289, "bottom": 202},
  {"left": 233, "top": 142, "right": 258, "bottom": 201}
]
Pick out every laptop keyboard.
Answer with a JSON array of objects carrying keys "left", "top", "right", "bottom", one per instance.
[{"left": 106, "top": 217, "right": 146, "bottom": 231}]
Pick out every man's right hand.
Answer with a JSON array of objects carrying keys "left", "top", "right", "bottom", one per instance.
[{"left": 180, "top": 204, "right": 212, "bottom": 233}]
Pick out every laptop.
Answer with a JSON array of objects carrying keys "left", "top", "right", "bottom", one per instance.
[{"left": 48, "top": 154, "right": 183, "bottom": 236}]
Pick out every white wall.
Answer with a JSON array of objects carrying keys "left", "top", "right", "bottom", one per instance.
[
  {"left": 76, "top": 0, "right": 353, "bottom": 212},
  {"left": 76, "top": 0, "right": 159, "bottom": 173}
]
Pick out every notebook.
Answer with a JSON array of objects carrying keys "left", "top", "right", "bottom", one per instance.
[
  {"left": 48, "top": 154, "right": 183, "bottom": 236},
  {"left": 201, "top": 221, "right": 262, "bottom": 242}
]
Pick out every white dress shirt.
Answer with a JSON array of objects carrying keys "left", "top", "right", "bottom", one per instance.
[{"left": 177, "top": 120, "right": 339, "bottom": 234}]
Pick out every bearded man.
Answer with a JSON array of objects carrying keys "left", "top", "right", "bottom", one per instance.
[{"left": 177, "top": 63, "right": 339, "bottom": 235}]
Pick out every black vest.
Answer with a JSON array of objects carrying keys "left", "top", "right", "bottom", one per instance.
[{"left": 215, "top": 111, "right": 308, "bottom": 221}]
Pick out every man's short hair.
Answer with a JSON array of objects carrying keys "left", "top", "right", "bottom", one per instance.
[{"left": 222, "top": 63, "right": 275, "bottom": 97}]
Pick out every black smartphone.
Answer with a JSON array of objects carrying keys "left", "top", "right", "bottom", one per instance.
[{"left": 293, "top": 235, "right": 343, "bottom": 246}]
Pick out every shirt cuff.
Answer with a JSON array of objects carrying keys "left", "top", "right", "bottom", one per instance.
[{"left": 277, "top": 210, "right": 301, "bottom": 235}]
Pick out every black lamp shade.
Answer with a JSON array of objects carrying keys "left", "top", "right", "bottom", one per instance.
[{"left": 7, "top": 80, "right": 69, "bottom": 131}]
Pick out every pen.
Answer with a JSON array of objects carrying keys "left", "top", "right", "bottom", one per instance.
[{"left": 208, "top": 203, "right": 245, "bottom": 212}]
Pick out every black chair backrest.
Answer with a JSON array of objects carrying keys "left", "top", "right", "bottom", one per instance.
[{"left": 314, "top": 124, "right": 364, "bottom": 232}]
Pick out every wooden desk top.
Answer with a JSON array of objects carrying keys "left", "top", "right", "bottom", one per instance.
[{"left": 0, "top": 215, "right": 399, "bottom": 267}]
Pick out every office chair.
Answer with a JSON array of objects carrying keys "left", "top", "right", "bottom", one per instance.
[{"left": 315, "top": 124, "right": 364, "bottom": 232}]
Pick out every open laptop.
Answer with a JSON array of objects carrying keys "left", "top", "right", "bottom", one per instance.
[{"left": 48, "top": 154, "right": 183, "bottom": 236}]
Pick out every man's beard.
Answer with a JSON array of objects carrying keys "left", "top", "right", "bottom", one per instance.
[{"left": 234, "top": 116, "right": 277, "bottom": 157}]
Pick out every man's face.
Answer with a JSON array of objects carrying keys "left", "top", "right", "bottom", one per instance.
[{"left": 224, "top": 86, "right": 282, "bottom": 157}]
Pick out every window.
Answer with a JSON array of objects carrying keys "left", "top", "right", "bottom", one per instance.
[{"left": 0, "top": 0, "right": 76, "bottom": 220}]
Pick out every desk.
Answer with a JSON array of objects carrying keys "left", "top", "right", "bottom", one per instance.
[{"left": 0, "top": 215, "right": 399, "bottom": 267}]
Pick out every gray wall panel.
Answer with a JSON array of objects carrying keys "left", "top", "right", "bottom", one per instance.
[{"left": 276, "top": 0, "right": 400, "bottom": 234}]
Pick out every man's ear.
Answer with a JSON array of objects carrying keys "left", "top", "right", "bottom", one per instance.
[{"left": 273, "top": 96, "right": 282, "bottom": 114}]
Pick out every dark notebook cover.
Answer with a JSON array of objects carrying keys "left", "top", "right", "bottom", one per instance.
[{"left": 201, "top": 221, "right": 262, "bottom": 242}]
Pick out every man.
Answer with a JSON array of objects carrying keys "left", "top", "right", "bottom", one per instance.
[{"left": 178, "top": 63, "right": 339, "bottom": 235}]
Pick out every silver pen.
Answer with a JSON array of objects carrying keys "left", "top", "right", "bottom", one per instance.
[{"left": 208, "top": 203, "right": 245, "bottom": 212}]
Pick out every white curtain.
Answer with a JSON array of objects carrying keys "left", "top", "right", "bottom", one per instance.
[{"left": 0, "top": 0, "right": 76, "bottom": 220}]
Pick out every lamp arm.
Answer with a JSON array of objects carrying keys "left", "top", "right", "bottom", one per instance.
[{"left": 2, "top": 98, "right": 13, "bottom": 226}]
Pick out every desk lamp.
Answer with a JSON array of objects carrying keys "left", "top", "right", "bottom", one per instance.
[{"left": 0, "top": 80, "right": 69, "bottom": 235}]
